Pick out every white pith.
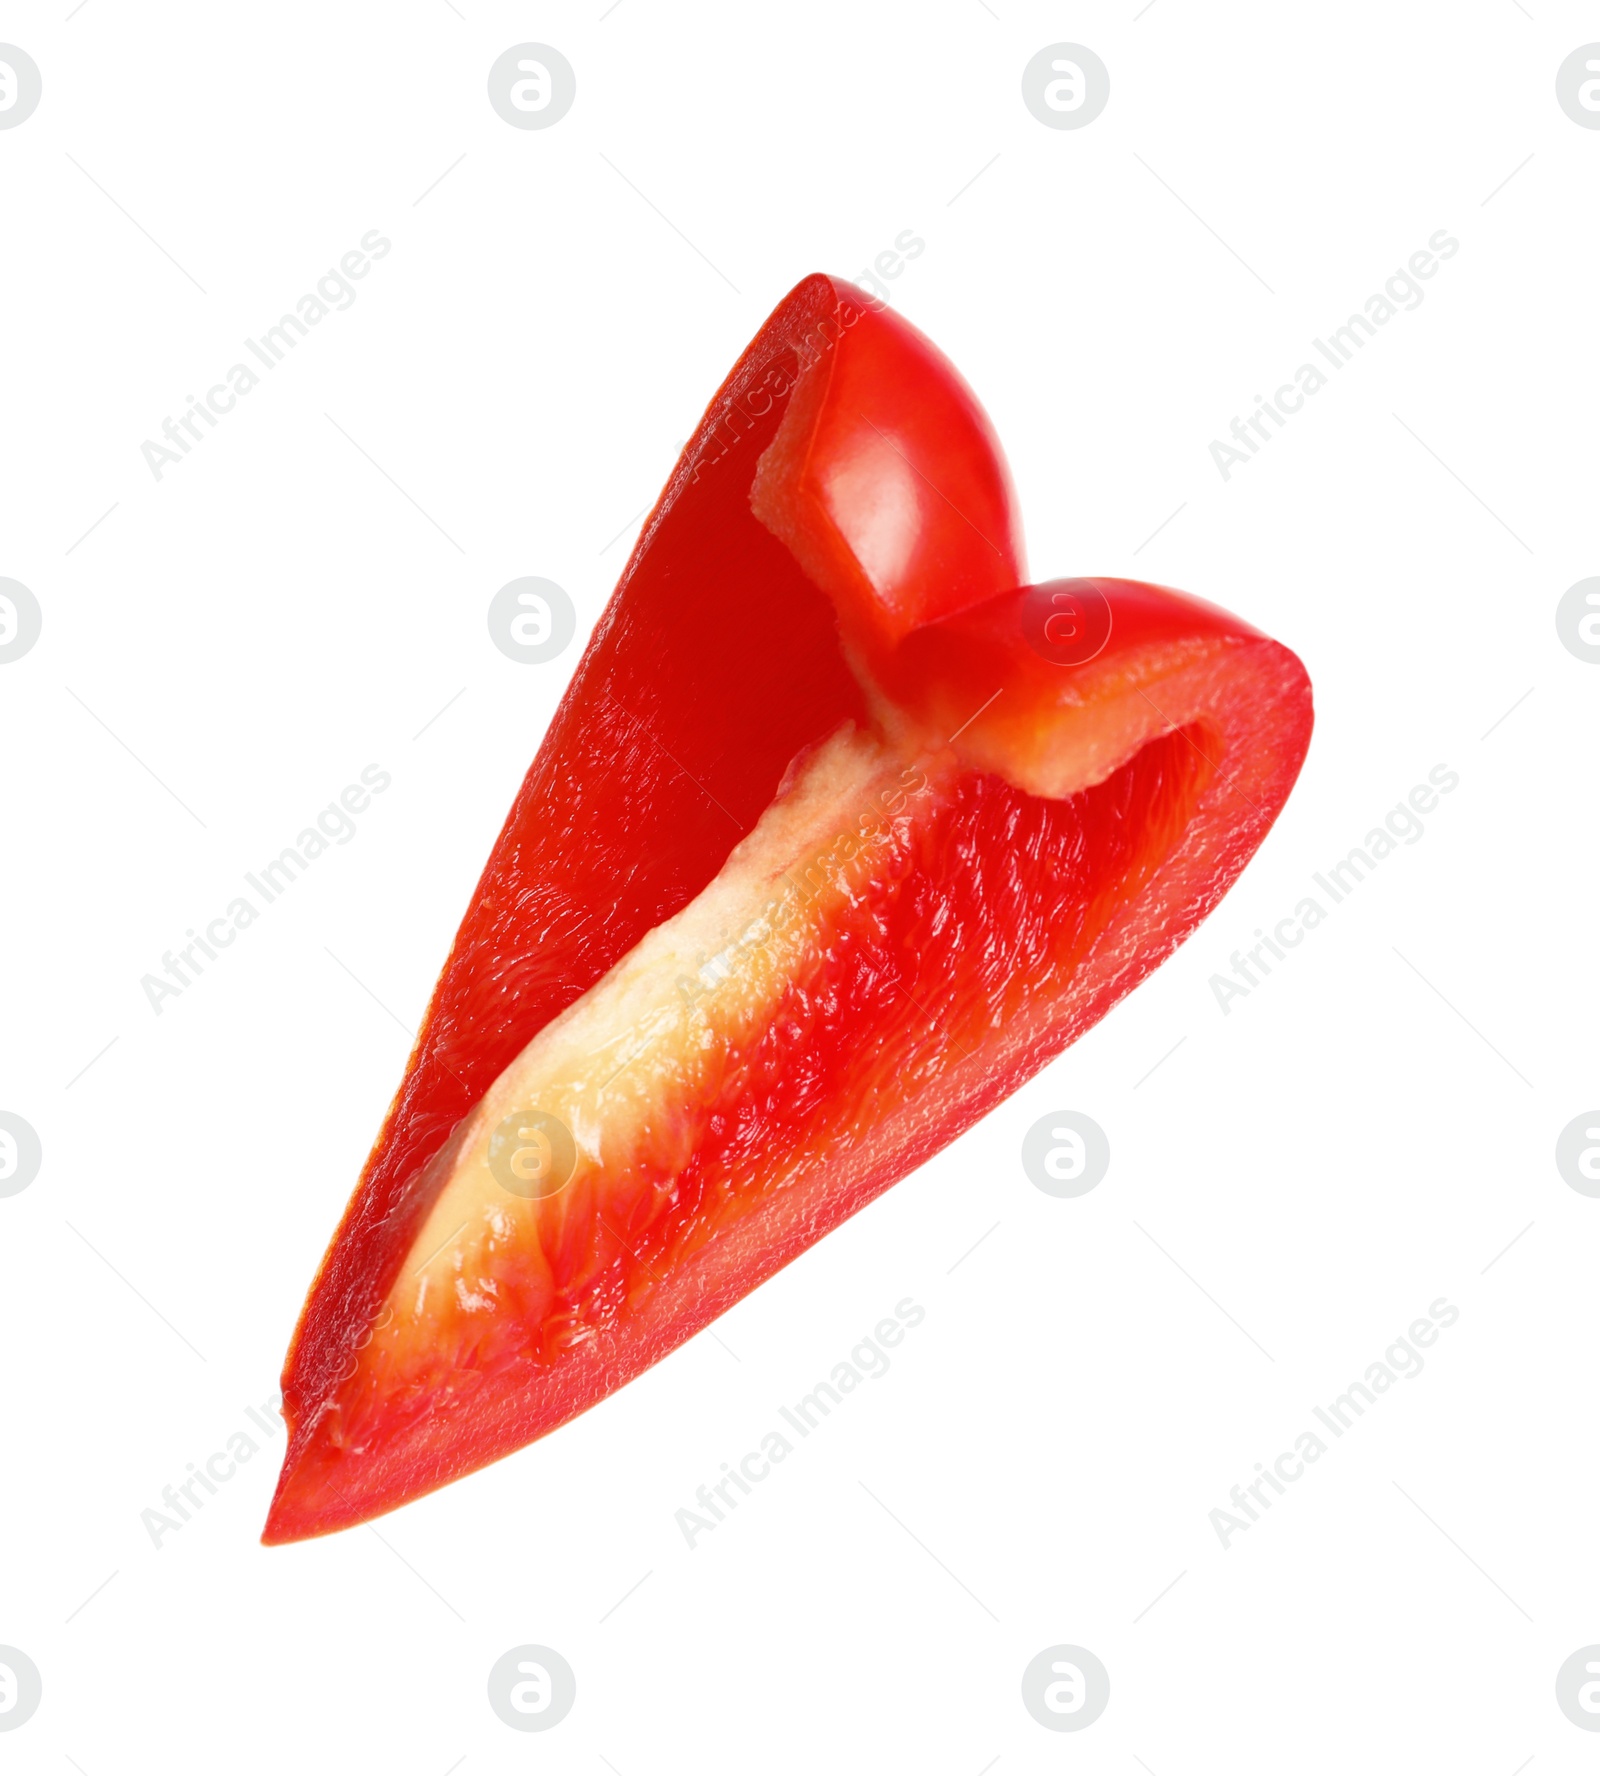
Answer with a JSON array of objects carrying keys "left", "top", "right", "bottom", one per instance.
[{"left": 387, "top": 722, "right": 932, "bottom": 1333}]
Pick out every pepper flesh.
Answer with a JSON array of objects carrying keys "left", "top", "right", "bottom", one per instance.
[{"left": 264, "top": 276, "right": 1312, "bottom": 1543}]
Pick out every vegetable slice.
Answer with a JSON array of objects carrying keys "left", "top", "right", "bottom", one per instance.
[{"left": 265, "top": 277, "right": 1311, "bottom": 1542}]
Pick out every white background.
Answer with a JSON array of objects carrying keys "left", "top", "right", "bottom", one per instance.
[{"left": 2, "top": 3, "right": 1596, "bottom": 1769}]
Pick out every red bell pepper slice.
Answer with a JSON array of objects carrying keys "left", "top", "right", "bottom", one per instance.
[{"left": 264, "top": 275, "right": 1312, "bottom": 1543}]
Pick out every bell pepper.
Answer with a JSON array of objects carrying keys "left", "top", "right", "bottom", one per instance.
[{"left": 264, "top": 275, "right": 1312, "bottom": 1542}]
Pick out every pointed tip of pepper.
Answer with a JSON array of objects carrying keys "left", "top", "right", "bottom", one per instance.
[
  {"left": 260, "top": 1456, "right": 337, "bottom": 1546},
  {"left": 260, "top": 1415, "right": 381, "bottom": 1545}
]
